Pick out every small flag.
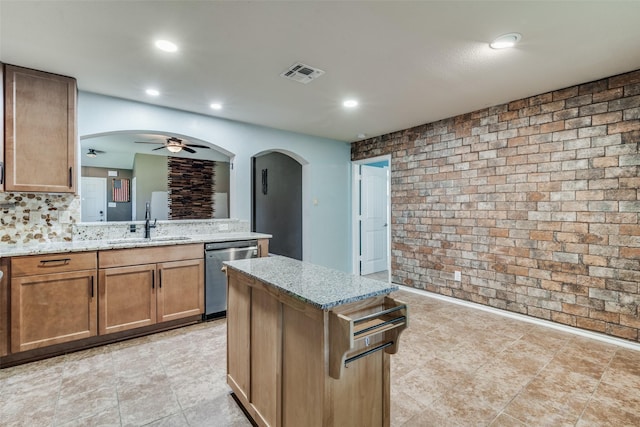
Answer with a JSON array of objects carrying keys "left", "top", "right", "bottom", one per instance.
[{"left": 113, "top": 178, "right": 130, "bottom": 202}]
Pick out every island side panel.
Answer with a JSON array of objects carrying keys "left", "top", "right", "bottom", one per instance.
[
  {"left": 281, "top": 303, "right": 325, "bottom": 427},
  {"left": 226, "top": 270, "right": 252, "bottom": 404},
  {"left": 251, "top": 285, "right": 281, "bottom": 426}
]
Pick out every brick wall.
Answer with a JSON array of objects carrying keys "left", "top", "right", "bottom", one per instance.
[
  {"left": 352, "top": 69, "right": 640, "bottom": 342},
  {"left": 168, "top": 157, "right": 215, "bottom": 219}
]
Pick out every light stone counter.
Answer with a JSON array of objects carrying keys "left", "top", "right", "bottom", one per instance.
[
  {"left": 0, "top": 232, "right": 271, "bottom": 258},
  {"left": 224, "top": 255, "right": 397, "bottom": 310}
]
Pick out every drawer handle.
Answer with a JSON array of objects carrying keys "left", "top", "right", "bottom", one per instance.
[{"left": 40, "top": 258, "right": 71, "bottom": 266}]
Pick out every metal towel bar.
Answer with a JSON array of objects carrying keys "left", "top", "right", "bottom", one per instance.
[
  {"left": 354, "top": 316, "right": 406, "bottom": 337},
  {"left": 353, "top": 305, "right": 405, "bottom": 325},
  {"left": 345, "top": 341, "right": 394, "bottom": 366}
]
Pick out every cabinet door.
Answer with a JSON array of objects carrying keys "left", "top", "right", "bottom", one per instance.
[
  {"left": 11, "top": 270, "right": 97, "bottom": 353},
  {"left": 157, "top": 259, "right": 204, "bottom": 323},
  {"left": 98, "top": 264, "right": 156, "bottom": 335},
  {"left": 4, "top": 65, "right": 77, "bottom": 193}
]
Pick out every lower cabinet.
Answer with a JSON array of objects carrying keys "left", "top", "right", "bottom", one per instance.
[
  {"left": 98, "top": 244, "right": 204, "bottom": 335},
  {"left": 10, "top": 252, "right": 98, "bottom": 353},
  {"left": 3, "top": 244, "right": 205, "bottom": 363}
]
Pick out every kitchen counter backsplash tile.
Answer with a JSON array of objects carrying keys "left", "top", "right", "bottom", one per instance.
[
  {"left": 0, "top": 193, "right": 80, "bottom": 245},
  {"left": 73, "top": 219, "right": 250, "bottom": 241}
]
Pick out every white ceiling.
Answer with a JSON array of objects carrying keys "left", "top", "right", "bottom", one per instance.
[{"left": 2, "top": 1, "right": 640, "bottom": 143}]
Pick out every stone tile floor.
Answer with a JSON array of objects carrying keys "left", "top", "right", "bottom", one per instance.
[{"left": 1, "top": 289, "right": 639, "bottom": 426}]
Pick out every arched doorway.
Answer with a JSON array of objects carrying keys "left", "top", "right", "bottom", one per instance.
[{"left": 252, "top": 151, "right": 303, "bottom": 260}]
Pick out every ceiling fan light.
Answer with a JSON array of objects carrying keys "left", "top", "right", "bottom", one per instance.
[
  {"left": 343, "top": 99, "right": 358, "bottom": 108},
  {"left": 86, "top": 151, "right": 97, "bottom": 158},
  {"left": 490, "top": 33, "right": 522, "bottom": 49},
  {"left": 166, "top": 145, "right": 182, "bottom": 153},
  {"left": 155, "top": 39, "right": 178, "bottom": 53}
]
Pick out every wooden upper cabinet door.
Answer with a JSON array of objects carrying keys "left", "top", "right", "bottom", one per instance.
[
  {"left": 4, "top": 65, "right": 77, "bottom": 193},
  {"left": 156, "top": 259, "right": 204, "bottom": 323},
  {"left": 98, "top": 264, "right": 157, "bottom": 335},
  {"left": 10, "top": 270, "right": 97, "bottom": 353}
]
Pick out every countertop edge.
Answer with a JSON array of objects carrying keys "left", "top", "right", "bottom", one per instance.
[
  {"left": 224, "top": 258, "right": 398, "bottom": 310},
  {"left": 0, "top": 232, "right": 272, "bottom": 258}
]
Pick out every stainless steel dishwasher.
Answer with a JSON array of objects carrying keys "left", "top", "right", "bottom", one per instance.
[{"left": 204, "top": 240, "right": 258, "bottom": 319}]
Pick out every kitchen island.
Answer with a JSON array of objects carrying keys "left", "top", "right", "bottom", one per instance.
[{"left": 224, "top": 256, "right": 408, "bottom": 427}]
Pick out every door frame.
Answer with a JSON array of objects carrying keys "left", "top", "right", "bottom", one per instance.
[
  {"left": 251, "top": 150, "right": 308, "bottom": 261},
  {"left": 351, "top": 155, "right": 391, "bottom": 279}
]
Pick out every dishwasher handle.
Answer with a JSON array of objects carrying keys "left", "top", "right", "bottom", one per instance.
[{"left": 205, "top": 240, "right": 258, "bottom": 251}]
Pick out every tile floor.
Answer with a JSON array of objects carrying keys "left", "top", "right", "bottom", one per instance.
[{"left": 1, "top": 289, "right": 639, "bottom": 426}]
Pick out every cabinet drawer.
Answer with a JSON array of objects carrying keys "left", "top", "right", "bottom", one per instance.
[
  {"left": 11, "top": 252, "right": 97, "bottom": 277},
  {"left": 98, "top": 243, "right": 203, "bottom": 268}
]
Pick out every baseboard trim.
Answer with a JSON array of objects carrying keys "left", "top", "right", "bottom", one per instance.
[{"left": 397, "top": 284, "right": 640, "bottom": 352}]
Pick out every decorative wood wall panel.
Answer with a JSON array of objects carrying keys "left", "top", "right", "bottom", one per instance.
[{"left": 168, "top": 157, "right": 215, "bottom": 219}]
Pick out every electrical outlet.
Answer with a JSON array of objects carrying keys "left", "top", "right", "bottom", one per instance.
[{"left": 454, "top": 271, "right": 461, "bottom": 281}]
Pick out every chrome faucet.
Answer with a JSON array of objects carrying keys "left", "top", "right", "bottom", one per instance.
[{"left": 144, "top": 202, "right": 157, "bottom": 238}]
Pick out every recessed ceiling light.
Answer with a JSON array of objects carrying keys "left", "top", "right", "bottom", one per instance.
[
  {"left": 146, "top": 88, "right": 160, "bottom": 96},
  {"left": 357, "top": 133, "right": 367, "bottom": 139},
  {"left": 343, "top": 99, "right": 358, "bottom": 108},
  {"left": 210, "top": 103, "right": 222, "bottom": 110},
  {"left": 155, "top": 39, "right": 178, "bottom": 53},
  {"left": 490, "top": 33, "right": 522, "bottom": 49}
]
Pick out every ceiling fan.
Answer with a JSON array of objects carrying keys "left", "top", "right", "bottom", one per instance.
[
  {"left": 134, "top": 136, "right": 210, "bottom": 154},
  {"left": 86, "top": 148, "right": 105, "bottom": 158}
]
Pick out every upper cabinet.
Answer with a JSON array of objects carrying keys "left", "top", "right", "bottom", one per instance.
[{"left": 3, "top": 64, "right": 77, "bottom": 193}]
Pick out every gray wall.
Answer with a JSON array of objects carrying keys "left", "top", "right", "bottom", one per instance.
[
  {"left": 133, "top": 153, "right": 168, "bottom": 220},
  {"left": 253, "top": 152, "right": 302, "bottom": 260}
]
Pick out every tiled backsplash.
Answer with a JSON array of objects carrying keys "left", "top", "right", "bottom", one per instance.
[
  {"left": 0, "top": 192, "right": 248, "bottom": 245},
  {"left": 0, "top": 193, "right": 80, "bottom": 244}
]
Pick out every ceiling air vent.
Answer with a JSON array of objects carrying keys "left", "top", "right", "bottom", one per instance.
[{"left": 280, "top": 62, "right": 325, "bottom": 84}]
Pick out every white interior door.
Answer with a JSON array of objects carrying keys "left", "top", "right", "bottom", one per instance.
[
  {"left": 81, "top": 177, "right": 107, "bottom": 222},
  {"left": 360, "top": 165, "right": 388, "bottom": 275}
]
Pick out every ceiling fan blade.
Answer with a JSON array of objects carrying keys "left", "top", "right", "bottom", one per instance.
[
  {"left": 135, "top": 141, "right": 164, "bottom": 144},
  {"left": 182, "top": 146, "right": 197, "bottom": 154},
  {"left": 185, "top": 144, "right": 210, "bottom": 149},
  {"left": 152, "top": 146, "right": 166, "bottom": 151}
]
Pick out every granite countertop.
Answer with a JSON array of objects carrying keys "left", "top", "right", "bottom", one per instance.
[
  {"left": 0, "top": 232, "right": 271, "bottom": 258},
  {"left": 224, "top": 255, "right": 397, "bottom": 310}
]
